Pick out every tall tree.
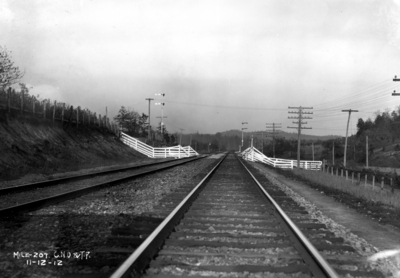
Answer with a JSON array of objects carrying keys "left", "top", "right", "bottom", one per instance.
[
  {"left": 114, "top": 106, "right": 142, "bottom": 135},
  {"left": 0, "top": 46, "right": 24, "bottom": 89},
  {"left": 138, "top": 113, "right": 149, "bottom": 137}
]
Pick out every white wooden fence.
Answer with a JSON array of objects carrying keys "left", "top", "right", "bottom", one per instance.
[
  {"left": 121, "top": 132, "right": 199, "bottom": 158},
  {"left": 240, "top": 146, "right": 322, "bottom": 170}
]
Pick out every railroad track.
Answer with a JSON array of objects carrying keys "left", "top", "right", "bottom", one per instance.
[
  {"left": 106, "top": 152, "right": 384, "bottom": 278},
  {"left": 0, "top": 155, "right": 205, "bottom": 216}
]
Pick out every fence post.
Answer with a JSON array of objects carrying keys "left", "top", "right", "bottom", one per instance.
[
  {"left": 341, "top": 169, "right": 343, "bottom": 178},
  {"left": 76, "top": 107, "right": 79, "bottom": 127},
  {"left": 372, "top": 176, "right": 375, "bottom": 190},
  {"left": 345, "top": 170, "right": 348, "bottom": 180},
  {"left": 20, "top": 89, "right": 24, "bottom": 115},
  {"left": 32, "top": 96, "right": 35, "bottom": 114},
  {"left": 61, "top": 103, "right": 65, "bottom": 123},
  {"left": 53, "top": 101, "right": 56, "bottom": 122},
  {"left": 391, "top": 178, "right": 394, "bottom": 194},
  {"left": 7, "top": 87, "right": 11, "bottom": 113}
]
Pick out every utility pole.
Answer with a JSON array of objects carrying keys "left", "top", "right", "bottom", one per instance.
[
  {"left": 145, "top": 98, "right": 154, "bottom": 141},
  {"left": 288, "top": 106, "right": 313, "bottom": 168},
  {"left": 366, "top": 135, "right": 369, "bottom": 168},
  {"left": 155, "top": 93, "right": 166, "bottom": 142},
  {"left": 266, "top": 123, "right": 282, "bottom": 158},
  {"left": 179, "top": 128, "right": 184, "bottom": 145},
  {"left": 241, "top": 122, "right": 248, "bottom": 147},
  {"left": 155, "top": 101, "right": 166, "bottom": 142},
  {"left": 156, "top": 116, "right": 167, "bottom": 139},
  {"left": 312, "top": 142, "right": 315, "bottom": 161},
  {"left": 342, "top": 109, "right": 358, "bottom": 168}
]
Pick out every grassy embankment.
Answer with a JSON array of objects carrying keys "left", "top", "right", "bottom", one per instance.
[{"left": 291, "top": 168, "right": 400, "bottom": 209}]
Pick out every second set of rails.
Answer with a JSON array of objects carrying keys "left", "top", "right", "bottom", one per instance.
[
  {"left": 0, "top": 156, "right": 205, "bottom": 216},
  {"left": 0, "top": 152, "right": 385, "bottom": 277}
]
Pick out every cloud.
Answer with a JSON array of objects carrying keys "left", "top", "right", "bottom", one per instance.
[
  {"left": 378, "top": 1, "right": 400, "bottom": 48},
  {"left": 0, "top": 1, "right": 14, "bottom": 24},
  {"left": 29, "top": 84, "right": 64, "bottom": 102}
]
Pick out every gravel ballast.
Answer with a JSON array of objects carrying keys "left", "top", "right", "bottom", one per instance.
[
  {"left": 0, "top": 156, "right": 218, "bottom": 278},
  {"left": 249, "top": 162, "right": 400, "bottom": 278}
]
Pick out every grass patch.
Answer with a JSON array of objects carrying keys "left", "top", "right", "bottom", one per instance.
[
  {"left": 271, "top": 166, "right": 400, "bottom": 229},
  {"left": 292, "top": 169, "right": 400, "bottom": 209}
]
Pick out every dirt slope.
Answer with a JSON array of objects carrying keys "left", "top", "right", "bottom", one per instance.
[{"left": 0, "top": 112, "right": 147, "bottom": 181}]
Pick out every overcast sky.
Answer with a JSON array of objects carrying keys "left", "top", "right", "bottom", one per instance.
[{"left": 2, "top": 0, "right": 400, "bottom": 136}]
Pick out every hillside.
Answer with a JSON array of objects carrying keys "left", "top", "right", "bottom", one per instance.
[
  {"left": 0, "top": 112, "right": 147, "bottom": 181},
  {"left": 220, "top": 129, "right": 340, "bottom": 141}
]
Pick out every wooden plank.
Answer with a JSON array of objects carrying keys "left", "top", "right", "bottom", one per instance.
[
  {"left": 149, "top": 260, "right": 309, "bottom": 274},
  {"left": 169, "top": 232, "right": 288, "bottom": 240},
  {"left": 158, "top": 249, "right": 301, "bottom": 259},
  {"left": 183, "top": 214, "right": 273, "bottom": 220},
  {"left": 164, "top": 239, "right": 292, "bottom": 249},
  {"left": 180, "top": 219, "right": 277, "bottom": 226}
]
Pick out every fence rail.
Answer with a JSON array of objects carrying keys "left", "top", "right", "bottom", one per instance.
[
  {"left": 120, "top": 132, "right": 199, "bottom": 158},
  {"left": 0, "top": 87, "right": 118, "bottom": 132},
  {"left": 240, "top": 146, "right": 322, "bottom": 170}
]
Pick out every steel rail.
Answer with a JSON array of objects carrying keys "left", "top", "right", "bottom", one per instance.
[
  {"left": 110, "top": 152, "right": 228, "bottom": 278},
  {"left": 237, "top": 157, "right": 339, "bottom": 278},
  {"left": 0, "top": 157, "right": 197, "bottom": 196},
  {"left": 0, "top": 155, "right": 205, "bottom": 217}
]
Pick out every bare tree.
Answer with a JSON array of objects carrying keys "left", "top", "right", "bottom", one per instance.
[{"left": 0, "top": 46, "right": 24, "bottom": 89}]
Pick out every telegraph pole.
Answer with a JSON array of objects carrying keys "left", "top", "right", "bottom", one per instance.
[
  {"left": 312, "top": 142, "right": 314, "bottom": 161},
  {"left": 241, "top": 122, "right": 248, "bottom": 147},
  {"left": 145, "top": 98, "right": 154, "bottom": 141},
  {"left": 156, "top": 113, "right": 167, "bottom": 142},
  {"left": 342, "top": 109, "right": 358, "bottom": 167},
  {"left": 366, "top": 135, "right": 368, "bottom": 168},
  {"left": 288, "top": 106, "right": 313, "bottom": 168},
  {"left": 266, "top": 123, "right": 282, "bottom": 158},
  {"left": 393, "top": 76, "right": 400, "bottom": 97}
]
